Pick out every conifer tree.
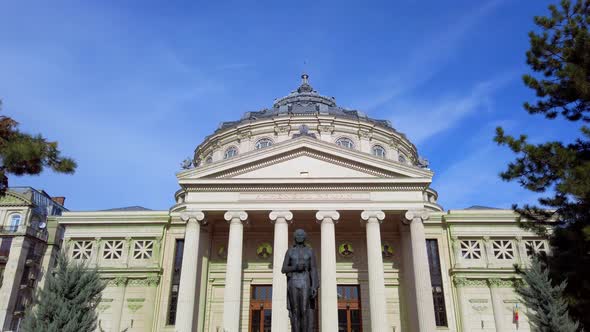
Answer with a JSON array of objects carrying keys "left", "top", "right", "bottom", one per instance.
[
  {"left": 515, "top": 257, "right": 579, "bottom": 332},
  {"left": 494, "top": 0, "right": 590, "bottom": 327},
  {"left": 20, "top": 250, "right": 106, "bottom": 332},
  {"left": 0, "top": 100, "right": 76, "bottom": 196}
]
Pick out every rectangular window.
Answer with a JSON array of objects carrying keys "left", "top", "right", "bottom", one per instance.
[
  {"left": 167, "top": 239, "right": 184, "bottom": 325},
  {"left": 102, "top": 240, "right": 124, "bottom": 260},
  {"left": 426, "top": 239, "right": 448, "bottom": 327},
  {"left": 460, "top": 240, "right": 481, "bottom": 259},
  {"left": 133, "top": 240, "right": 154, "bottom": 259},
  {"left": 71, "top": 240, "right": 93, "bottom": 260},
  {"left": 492, "top": 240, "right": 514, "bottom": 259},
  {"left": 525, "top": 240, "right": 547, "bottom": 257}
]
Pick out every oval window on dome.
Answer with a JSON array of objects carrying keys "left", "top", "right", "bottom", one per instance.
[
  {"left": 224, "top": 146, "right": 238, "bottom": 159},
  {"left": 205, "top": 155, "right": 213, "bottom": 164},
  {"left": 398, "top": 154, "right": 407, "bottom": 164},
  {"left": 336, "top": 137, "right": 354, "bottom": 149},
  {"left": 372, "top": 145, "right": 386, "bottom": 158},
  {"left": 255, "top": 138, "right": 273, "bottom": 149}
]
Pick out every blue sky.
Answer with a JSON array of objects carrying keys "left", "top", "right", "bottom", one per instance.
[{"left": 0, "top": 0, "right": 582, "bottom": 211}]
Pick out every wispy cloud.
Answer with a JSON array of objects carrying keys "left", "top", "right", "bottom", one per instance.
[
  {"left": 356, "top": 0, "right": 506, "bottom": 110},
  {"left": 433, "top": 123, "right": 543, "bottom": 210},
  {"left": 389, "top": 72, "right": 515, "bottom": 144}
]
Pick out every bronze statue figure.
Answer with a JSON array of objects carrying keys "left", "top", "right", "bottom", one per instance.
[{"left": 282, "top": 229, "right": 319, "bottom": 332}]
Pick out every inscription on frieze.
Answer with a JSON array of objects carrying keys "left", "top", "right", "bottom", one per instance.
[{"left": 240, "top": 192, "right": 370, "bottom": 201}]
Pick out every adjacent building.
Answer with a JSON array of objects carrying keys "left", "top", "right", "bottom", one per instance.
[{"left": 2, "top": 75, "right": 547, "bottom": 331}]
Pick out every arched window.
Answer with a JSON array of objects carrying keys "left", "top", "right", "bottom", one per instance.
[
  {"left": 224, "top": 146, "right": 238, "bottom": 159},
  {"left": 255, "top": 138, "right": 273, "bottom": 149},
  {"left": 336, "top": 137, "right": 354, "bottom": 149},
  {"left": 9, "top": 214, "right": 21, "bottom": 232},
  {"left": 205, "top": 155, "right": 213, "bottom": 164},
  {"left": 398, "top": 154, "right": 407, "bottom": 164},
  {"left": 372, "top": 145, "right": 386, "bottom": 158}
]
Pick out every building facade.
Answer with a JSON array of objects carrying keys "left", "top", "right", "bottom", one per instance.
[
  {"left": 0, "top": 187, "right": 67, "bottom": 331},
  {"left": 2, "top": 75, "right": 547, "bottom": 332}
]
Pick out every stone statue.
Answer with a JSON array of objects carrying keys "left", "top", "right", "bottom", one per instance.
[{"left": 282, "top": 229, "right": 319, "bottom": 332}]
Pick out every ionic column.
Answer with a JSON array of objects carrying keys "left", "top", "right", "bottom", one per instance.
[
  {"left": 488, "top": 279, "right": 507, "bottom": 332},
  {"left": 176, "top": 211, "right": 206, "bottom": 332},
  {"left": 361, "top": 210, "right": 388, "bottom": 332},
  {"left": 315, "top": 210, "right": 340, "bottom": 332},
  {"left": 404, "top": 210, "right": 436, "bottom": 331},
  {"left": 269, "top": 210, "right": 293, "bottom": 331},
  {"left": 223, "top": 210, "right": 248, "bottom": 332}
]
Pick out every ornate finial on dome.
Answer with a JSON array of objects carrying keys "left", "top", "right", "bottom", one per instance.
[{"left": 297, "top": 73, "right": 314, "bottom": 93}]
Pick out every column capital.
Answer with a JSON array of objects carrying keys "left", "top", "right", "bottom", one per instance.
[
  {"left": 224, "top": 210, "right": 248, "bottom": 223},
  {"left": 180, "top": 210, "right": 206, "bottom": 224},
  {"left": 361, "top": 210, "right": 385, "bottom": 223},
  {"left": 403, "top": 209, "right": 429, "bottom": 224},
  {"left": 315, "top": 210, "right": 340, "bottom": 224},
  {"left": 269, "top": 210, "right": 293, "bottom": 224}
]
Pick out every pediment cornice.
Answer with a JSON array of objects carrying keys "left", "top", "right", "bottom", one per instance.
[
  {"left": 178, "top": 136, "right": 433, "bottom": 182},
  {"left": 0, "top": 192, "right": 32, "bottom": 207}
]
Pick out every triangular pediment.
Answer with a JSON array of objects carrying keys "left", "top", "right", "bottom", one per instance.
[
  {"left": 178, "top": 136, "right": 433, "bottom": 183},
  {"left": 0, "top": 192, "right": 32, "bottom": 206}
]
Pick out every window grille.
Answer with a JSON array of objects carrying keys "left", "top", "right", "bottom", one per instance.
[
  {"left": 460, "top": 240, "right": 481, "bottom": 259},
  {"left": 492, "top": 240, "right": 514, "bottom": 259},
  {"left": 133, "top": 240, "right": 154, "bottom": 259},
  {"left": 525, "top": 240, "right": 547, "bottom": 257},
  {"left": 102, "top": 240, "right": 123, "bottom": 260},
  {"left": 72, "top": 240, "right": 93, "bottom": 260}
]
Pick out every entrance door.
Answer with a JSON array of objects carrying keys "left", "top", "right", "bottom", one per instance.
[
  {"left": 250, "top": 285, "right": 272, "bottom": 332},
  {"left": 337, "top": 285, "right": 362, "bottom": 332}
]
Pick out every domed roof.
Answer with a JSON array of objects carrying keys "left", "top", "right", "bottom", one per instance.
[{"left": 215, "top": 74, "right": 393, "bottom": 132}]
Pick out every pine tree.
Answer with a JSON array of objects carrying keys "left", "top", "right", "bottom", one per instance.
[
  {"left": 0, "top": 100, "right": 76, "bottom": 196},
  {"left": 20, "top": 250, "right": 106, "bottom": 332},
  {"left": 516, "top": 257, "right": 580, "bottom": 332},
  {"left": 494, "top": 0, "right": 590, "bottom": 327}
]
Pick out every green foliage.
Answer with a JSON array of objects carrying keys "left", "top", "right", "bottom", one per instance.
[
  {"left": 522, "top": 0, "right": 590, "bottom": 121},
  {"left": 494, "top": 0, "right": 590, "bottom": 328},
  {"left": 0, "top": 101, "right": 76, "bottom": 196},
  {"left": 515, "top": 257, "right": 579, "bottom": 332},
  {"left": 20, "top": 251, "right": 106, "bottom": 332}
]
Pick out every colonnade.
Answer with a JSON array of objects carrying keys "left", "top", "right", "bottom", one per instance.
[{"left": 175, "top": 209, "right": 436, "bottom": 332}]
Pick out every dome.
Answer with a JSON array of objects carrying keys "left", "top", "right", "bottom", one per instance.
[
  {"left": 193, "top": 74, "right": 424, "bottom": 168},
  {"left": 216, "top": 74, "right": 393, "bottom": 133}
]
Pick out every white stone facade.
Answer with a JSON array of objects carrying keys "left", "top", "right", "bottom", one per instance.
[{"left": 0, "top": 76, "right": 546, "bottom": 331}]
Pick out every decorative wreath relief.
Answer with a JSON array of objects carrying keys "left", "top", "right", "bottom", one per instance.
[
  {"left": 256, "top": 243, "right": 273, "bottom": 259},
  {"left": 382, "top": 243, "right": 394, "bottom": 258},
  {"left": 217, "top": 245, "right": 227, "bottom": 259},
  {"left": 338, "top": 243, "right": 354, "bottom": 257}
]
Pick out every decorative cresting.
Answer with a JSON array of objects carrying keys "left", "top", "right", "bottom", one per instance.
[
  {"left": 223, "top": 210, "right": 248, "bottom": 332},
  {"left": 361, "top": 210, "right": 388, "bottom": 332},
  {"left": 315, "top": 210, "right": 340, "bottom": 331},
  {"left": 403, "top": 209, "right": 437, "bottom": 331},
  {"left": 269, "top": 210, "right": 293, "bottom": 331},
  {"left": 176, "top": 210, "right": 206, "bottom": 332}
]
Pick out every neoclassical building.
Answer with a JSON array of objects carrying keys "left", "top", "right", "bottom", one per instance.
[{"left": 0, "top": 75, "right": 547, "bottom": 332}]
